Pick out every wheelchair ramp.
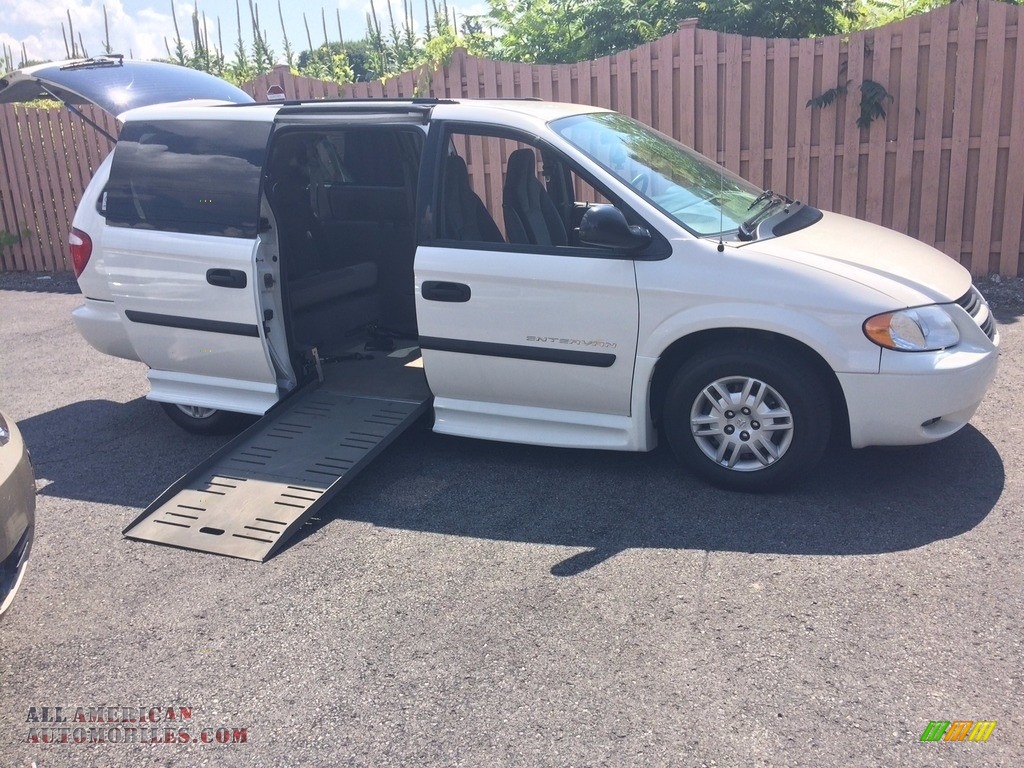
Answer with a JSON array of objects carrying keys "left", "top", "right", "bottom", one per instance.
[{"left": 123, "top": 384, "right": 428, "bottom": 561}]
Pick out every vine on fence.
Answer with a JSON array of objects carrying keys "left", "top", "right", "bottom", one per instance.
[
  {"left": 806, "top": 38, "right": 894, "bottom": 128},
  {"left": 0, "top": 228, "right": 31, "bottom": 253}
]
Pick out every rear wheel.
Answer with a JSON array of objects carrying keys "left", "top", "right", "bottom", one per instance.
[
  {"left": 159, "top": 402, "right": 251, "bottom": 435},
  {"left": 663, "top": 347, "right": 831, "bottom": 491}
]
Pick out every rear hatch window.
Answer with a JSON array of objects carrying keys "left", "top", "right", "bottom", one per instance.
[{"left": 0, "top": 57, "right": 253, "bottom": 115}]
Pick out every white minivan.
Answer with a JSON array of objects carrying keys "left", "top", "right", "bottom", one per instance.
[{"left": 1, "top": 58, "right": 1000, "bottom": 491}]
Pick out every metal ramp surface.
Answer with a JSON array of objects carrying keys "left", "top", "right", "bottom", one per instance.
[{"left": 123, "top": 385, "right": 428, "bottom": 561}]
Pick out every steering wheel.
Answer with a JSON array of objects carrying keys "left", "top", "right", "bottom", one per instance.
[{"left": 631, "top": 172, "right": 651, "bottom": 194}]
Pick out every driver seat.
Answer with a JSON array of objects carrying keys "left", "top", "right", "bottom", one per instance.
[{"left": 502, "top": 148, "right": 567, "bottom": 246}]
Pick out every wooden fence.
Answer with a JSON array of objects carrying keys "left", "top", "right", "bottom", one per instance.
[{"left": 1, "top": 0, "right": 1022, "bottom": 276}]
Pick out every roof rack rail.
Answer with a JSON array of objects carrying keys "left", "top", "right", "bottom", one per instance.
[
  {"left": 228, "top": 96, "right": 457, "bottom": 107},
  {"left": 268, "top": 99, "right": 455, "bottom": 123}
]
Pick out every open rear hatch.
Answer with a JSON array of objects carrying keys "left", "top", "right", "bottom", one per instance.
[{"left": 0, "top": 55, "right": 253, "bottom": 116}]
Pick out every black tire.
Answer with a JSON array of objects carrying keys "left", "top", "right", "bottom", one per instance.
[
  {"left": 158, "top": 401, "right": 253, "bottom": 436},
  {"left": 663, "top": 347, "right": 831, "bottom": 491}
]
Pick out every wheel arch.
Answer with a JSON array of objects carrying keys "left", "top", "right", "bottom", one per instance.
[{"left": 648, "top": 328, "right": 851, "bottom": 448}]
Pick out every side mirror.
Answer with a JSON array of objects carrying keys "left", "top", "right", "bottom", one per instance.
[{"left": 579, "top": 205, "right": 652, "bottom": 251}]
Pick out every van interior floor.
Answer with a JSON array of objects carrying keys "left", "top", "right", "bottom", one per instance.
[
  {"left": 122, "top": 344, "right": 431, "bottom": 562},
  {"left": 314, "top": 339, "right": 430, "bottom": 402}
]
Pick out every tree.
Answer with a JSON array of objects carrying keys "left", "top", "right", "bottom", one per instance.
[
  {"left": 482, "top": 0, "right": 860, "bottom": 64},
  {"left": 852, "top": 1, "right": 1021, "bottom": 31},
  {"left": 696, "top": 1, "right": 857, "bottom": 38}
]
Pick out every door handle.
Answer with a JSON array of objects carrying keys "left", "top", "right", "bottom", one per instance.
[
  {"left": 206, "top": 268, "right": 247, "bottom": 289},
  {"left": 422, "top": 281, "right": 471, "bottom": 302}
]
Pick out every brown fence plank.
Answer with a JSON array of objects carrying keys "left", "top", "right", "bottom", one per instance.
[
  {"left": 637, "top": 43, "right": 653, "bottom": 128},
  {"left": 699, "top": 29, "right": 719, "bottom": 159},
  {"left": 432, "top": 57, "right": 448, "bottom": 99},
  {"left": 499, "top": 60, "right": 516, "bottom": 100},
  {"left": 44, "top": 109, "right": 75, "bottom": 271},
  {"left": 918, "top": 5, "right": 952, "bottom": 246},
  {"left": 815, "top": 34, "right": 841, "bottom": 210},
  {"left": 1, "top": 107, "right": 42, "bottom": 269},
  {"left": 482, "top": 58, "right": 499, "bottom": 100},
  {"left": 723, "top": 33, "right": 743, "bottom": 174},
  {"left": 576, "top": 59, "right": 592, "bottom": 106},
  {"left": 677, "top": 22, "right": 697, "bottom": 147},
  {"left": 0, "top": 110, "right": 26, "bottom": 271},
  {"left": 971, "top": 0, "right": 1006, "bottom": 275},
  {"left": 892, "top": 15, "right": 921, "bottom": 233},
  {"left": 945, "top": 0, "right": 977, "bottom": 266},
  {"left": 771, "top": 38, "right": 792, "bottom": 194},
  {"left": 58, "top": 107, "right": 88, "bottom": 211},
  {"left": 747, "top": 36, "right": 768, "bottom": 188},
  {"left": 615, "top": 49, "right": 631, "bottom": 115},
  {"left": 35, "top": 107, "right": 68, "bottom": 269},
  {"left": 1001, "top": 6, "right": 1024, "bottom": 275},
  {"left": 23, "top": 107, "right": 62, "bottom": 270},
  {"left": 656, "top": 32, "right": 675, "bottom": 136},
  {"left": 840, "top": 32, "right": 867, "bottom": 217},
  {"left": 465, "top": 56, "right": 481, "bottom": 99},
  {"left": 865, "top": 27, "right": 893, "bottom": 225},
  {"left": 595, "top": 53, "right": 612, "bottom": 110},
  {"left": 793, "top": 37, "right": 816, "bottom": 201}
]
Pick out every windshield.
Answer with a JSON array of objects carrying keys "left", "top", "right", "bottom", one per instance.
[{"left": 551, "top": 112, "right": 763, "bottom": 237}]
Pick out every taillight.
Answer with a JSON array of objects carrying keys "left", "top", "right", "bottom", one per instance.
[{"left": 68, "top": 227, "right": 92, "bottom": 278}]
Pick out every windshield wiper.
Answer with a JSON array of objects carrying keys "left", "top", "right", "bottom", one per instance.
[{"left": 738, "top": 190, "right": 793, "bottom": 241}]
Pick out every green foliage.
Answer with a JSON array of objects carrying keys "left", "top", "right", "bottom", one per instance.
[
  {"left": 696, "top": 0, "right": 858, "bottom": 38},
  {"left": 355, "top": 0, "right": 495, "bottom": 81},
  {"left": 53, "top": 0, "right": 936, "bottom": 95},
  {"left": 857, "top": 78, "right": 892, "bottom": 128},
  {"left": 481, "top": 0, "right": 859, "bottom": 64},
  {"left": 807, "top": 81, "right": 850, "bottom": 109},
  {"left": 0, "top": 228, "right": 32, "bottom": 252},
  {"left": 485, "top": 0, "right": 586, "bottom": 63},
  {"left": 806, "top": 36, "right": 894, "bottom": 129},
  {"left": 852, "top": 0, "right": 951, "bottom": 30},
  {"left": 299, "top": 44, "right": 355, "bottom": 83},
  {"left": 850, "top": 1, "right": 1024, "bottom": 32}
]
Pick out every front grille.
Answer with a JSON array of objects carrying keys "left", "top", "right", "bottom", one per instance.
[{"left": 956, "top": 286, "right": 997, "bottom": 341}]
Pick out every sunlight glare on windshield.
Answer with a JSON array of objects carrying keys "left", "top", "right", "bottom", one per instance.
[{"left": 552, "top": 112, "right": 763, "bottom": 237}]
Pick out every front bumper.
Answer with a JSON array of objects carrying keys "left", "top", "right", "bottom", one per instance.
[
  {"left": 0, "top": 415, "right": 35, "bottom": 617},
  {"left": 839, "top": 344, "right": 999, "bottom": 448}
]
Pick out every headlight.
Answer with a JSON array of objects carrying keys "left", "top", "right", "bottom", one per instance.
[{"left": 863, "top": 305, "right": 960, "bottom": 351}]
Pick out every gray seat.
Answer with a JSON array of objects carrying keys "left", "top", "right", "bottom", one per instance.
[
  {"left": 289, "top": 262, "right": 378, "bottom": 312},
  {"left": 502, "top": 148, "right": 567, "bottom": 246},
  {"left": 443, "top": 155, "right": 503, "bottom": 242}
]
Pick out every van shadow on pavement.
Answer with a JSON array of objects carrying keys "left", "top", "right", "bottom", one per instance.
[
  {"left": 287, "top": 419, "right": 1004, "bottom": 573},
  {"left": 19, "top": 397, "right": 1004, "bottom": 574}
]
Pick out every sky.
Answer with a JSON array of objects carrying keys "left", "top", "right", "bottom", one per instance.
[{"left": 2, "top": 0, "right": 484, "bottom": 67}]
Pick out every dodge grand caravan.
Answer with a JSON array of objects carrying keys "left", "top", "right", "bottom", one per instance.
[{"left": 0, "top": 57, "right": 1000, "bottom": 491}]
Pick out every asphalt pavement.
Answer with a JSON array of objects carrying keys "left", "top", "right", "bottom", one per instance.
[{"left": 0, "top": 273, "right": 1021, "bottom": 767}]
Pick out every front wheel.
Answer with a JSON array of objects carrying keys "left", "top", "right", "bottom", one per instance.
[
  {"left": 663, "top": 348, "right": 831, "bottom": 491},
  {"left": 158, "top": 402, "right": 252, "bottom": 435}
]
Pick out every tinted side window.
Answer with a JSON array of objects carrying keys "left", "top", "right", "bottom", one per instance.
[{"left": 105, "top": 120, "right": 271, "bottom": 238}]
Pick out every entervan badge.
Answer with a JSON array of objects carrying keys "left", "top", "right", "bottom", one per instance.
[{"left": 526, "top": 336, "right": 618, "bottom": 349}]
